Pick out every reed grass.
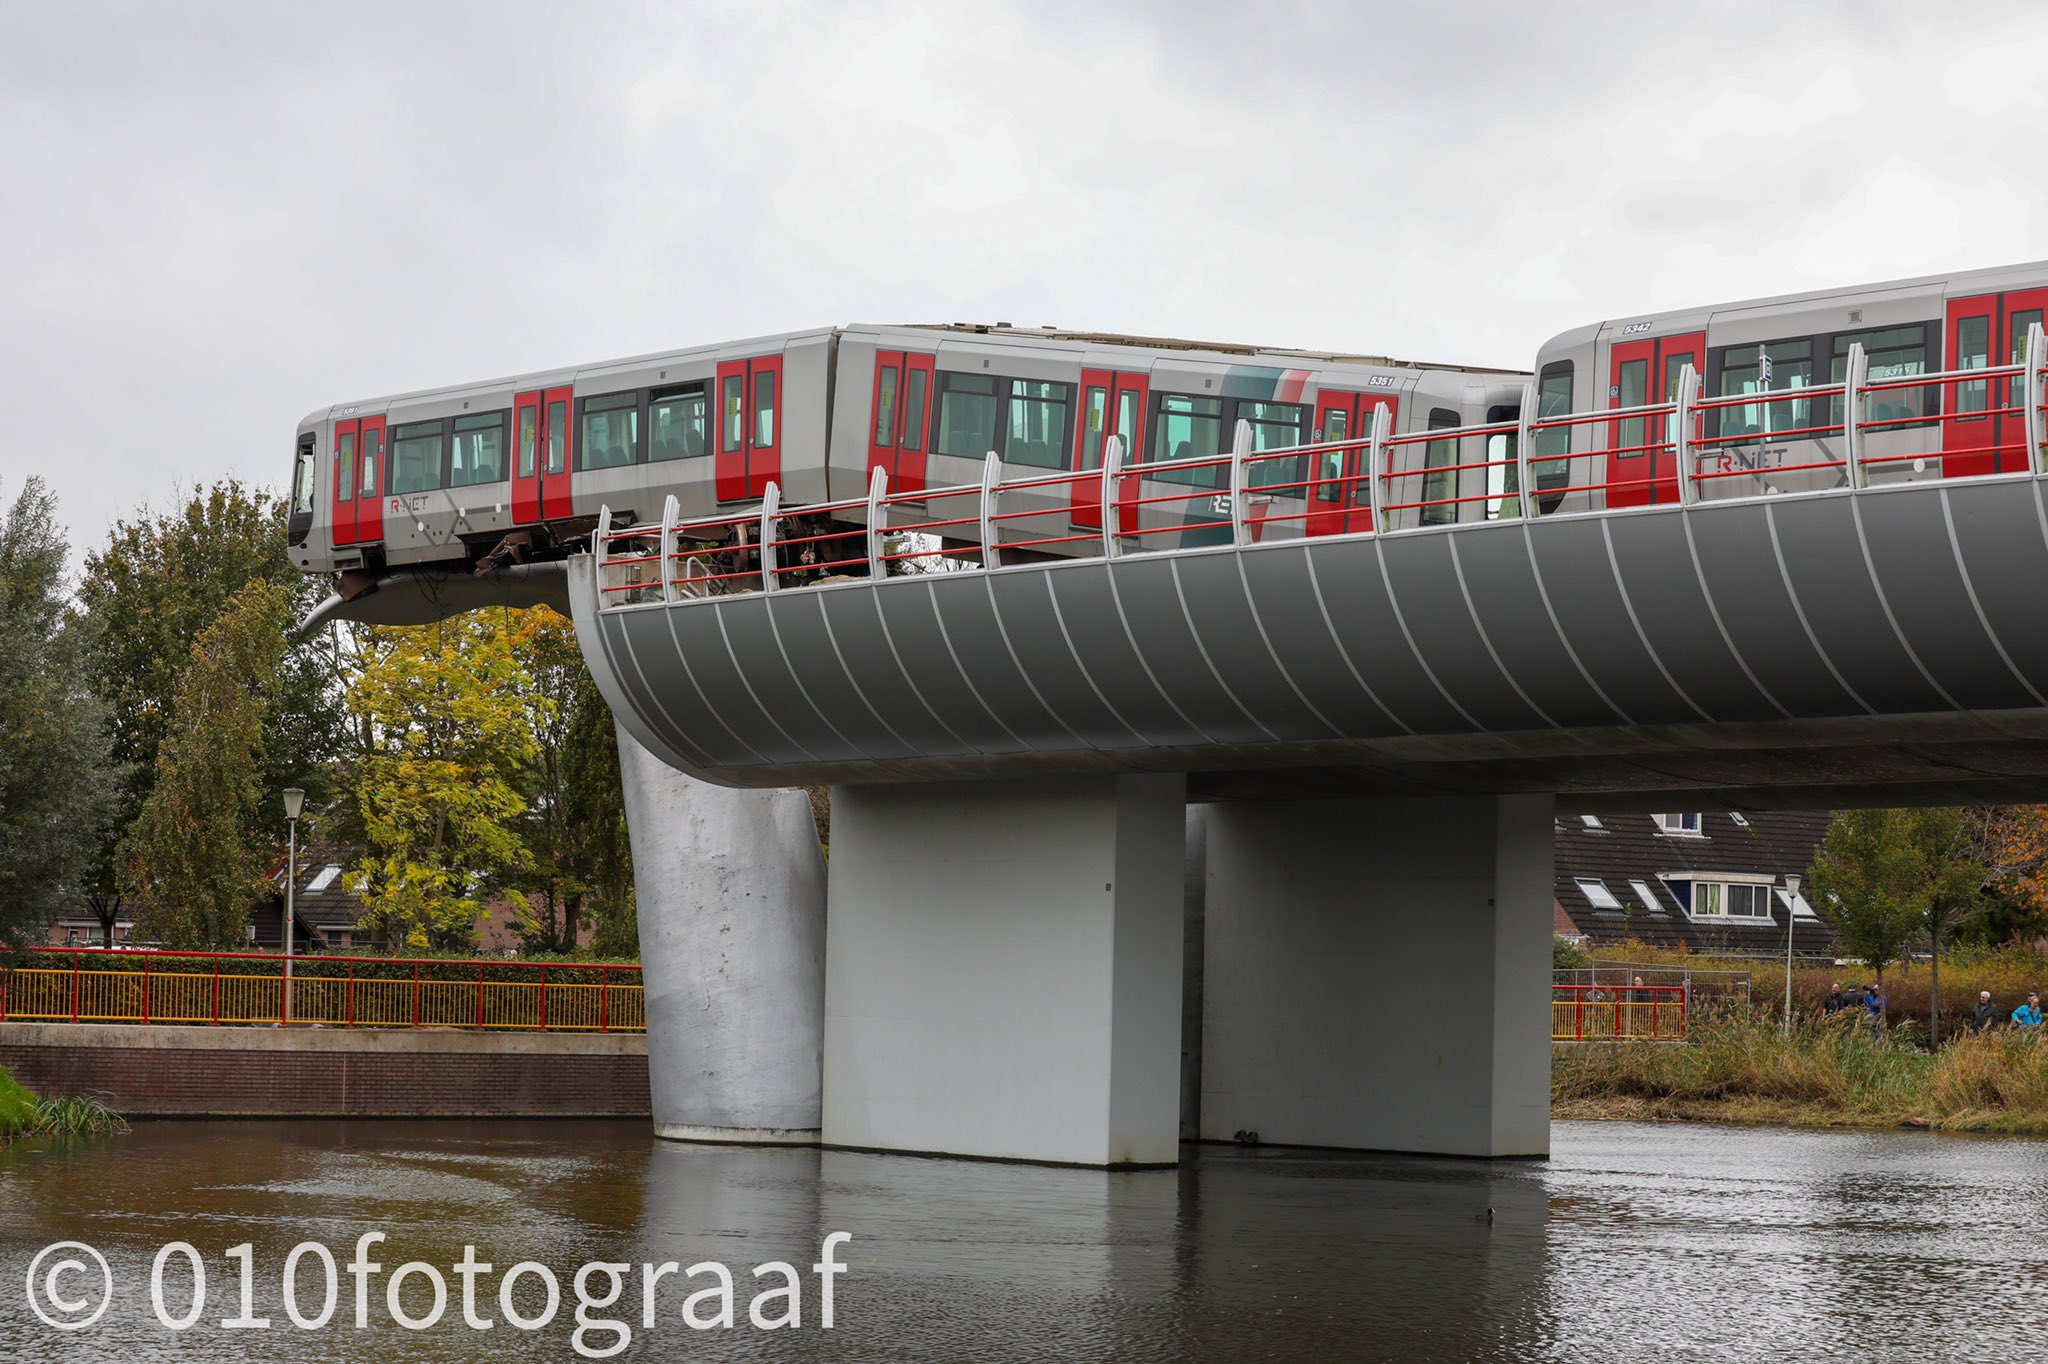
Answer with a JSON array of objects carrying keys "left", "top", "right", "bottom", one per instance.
[{"left": 0, "top": 1067, "right": 127, "bottom": 1142}]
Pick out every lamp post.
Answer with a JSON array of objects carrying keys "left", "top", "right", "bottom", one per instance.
[
  {"left": 283, "top": 788, "right": 305, "bottom": 1025},
  {"left": 1782, "top": 873, "right": 1802, "bottom": 1038}
]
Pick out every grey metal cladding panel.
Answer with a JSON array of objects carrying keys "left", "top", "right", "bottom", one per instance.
[
  {"left": 1237, "top": 548, "right": 1405, "bottom": 737},
  {"left": 1168, "top": 554, "right": 1331, "bottom": 738},
  {"left": 1917, "top": 482, "right": 2048, "bottom": 704},
  {"left": 602, "top": 613, "right": 714, "bottom": 770},
  {"left": 1524, "top": 519, "right": 1699, "bottom": 725},
  {"left": 1044, "top": 568, "right": 1211, "bottom": 747},
  {"left": 622, "top": 609, "right": 761, "bottom": 768},
  {"left": 1598, "top": 513, "right": 1777, "bottom": 722},
  {"left": 1378, "top": 535, "right": 1545, "bottom": 730},
  {"left": 1448, "top": 530, "right": 1616, "bottom": 728},
  {"left": 816, "top": 590, "right": 970, "bottom": 755},
  {"left": 873, "top": 584, "right": 1033, "bottom": 753},
  {"left": 1684, "top": 503, "right": 1860, "bottom": 715},
  {"left": 668, "top": 600, "right": 814, "bottom": 764},
  {"left": 926, "top": 576, "right": 1068, "bottom": 740},
  {"left": 1302, "top": 540, "right": 1471, "bottom": 733},
  {"left": 1107, "top": 555, "right": 1269, "bottom": 742},
  {"left": 1768, "top": 498, "right": 1949, "bottom": 713},
  {"left": 761, "top": 593, "right": 922, "bottom": 761},
  {"left": 1851, "top": 489, "right": 2029, "bottom": 711},
  {"left": 983, "top": 571, "right": 1138, "bottom": 747}
]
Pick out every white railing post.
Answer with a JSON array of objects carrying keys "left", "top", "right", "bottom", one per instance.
[
  {"left": 1843, "top": 341, "right": 1869, "bottom": 489},
  {"left": 658, "top": 494, "right": 680, "bottom": 604},
  {"left": 1368, "top": 402, "right": 1391, "bottom": 530},
  {"left": 866, "top": 464, "right": 888, "bottom": 578},
  {"left": 1673, "top": 364, "right": 1700, "bottom": 506},
  {"left": 2027, "top": 320, "right": 2047, "bottom": 476},
  {"left": 1229, "top": 417, "right": 1252, "bottom": 548},
  {"left": 1515, "top": 380, "right": 1536, "bottom": 520},
  {"left": 759, "top": 482, "right": 780, "bottom": 593},
  {"left": 1101, "top": 434, "right": 1125, "bottom": 559},
  {"left": 594, "top": 505, "right": 614, "bottom": 606},
  {"left": 980, "top": 451, "right": 1001, "bottom": 571}
]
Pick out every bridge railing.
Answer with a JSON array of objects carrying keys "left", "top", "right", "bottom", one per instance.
[
  {"left": 0, "top": 947, "right": 645, "bottom": 1033},
  {"left": 594, "top": 322, "right": 2048, "bottom": 607},
  {"left": 1552, "top": 984, "right": 1688, "bottom": 1042}
]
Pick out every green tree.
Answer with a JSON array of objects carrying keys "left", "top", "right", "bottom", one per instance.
[
  {"left": 121, "top": 583, "right": 292, "bottom": 948},
  {"left": 77, "top": 481, "right": 345, "bottom": 924},
  {"left": 346, "top": 613, "right": 539, "bottom": 951},
  {"left": 1810, "top": 807, "right": 1986, "bottom": 1035},
  {"left": 0, "top": 479, "right": 119, "bottom": 952}
]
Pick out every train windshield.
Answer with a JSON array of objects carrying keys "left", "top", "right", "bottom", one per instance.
[{"left": 292, "top": 435, "right": 316, "bottom": 514}]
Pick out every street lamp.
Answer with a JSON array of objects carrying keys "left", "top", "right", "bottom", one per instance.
[
  {"left": 1782, "top": 873, "right": 1802, "bottom": 1038},
  {"left": 283, "top": 788, "right": 305, "bottom": 1025}
]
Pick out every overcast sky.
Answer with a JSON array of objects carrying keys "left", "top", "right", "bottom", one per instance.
[{"left": 5, "top": 0, "right": 2047, "bottom": 575}]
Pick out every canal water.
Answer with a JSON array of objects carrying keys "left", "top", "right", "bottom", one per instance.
[{"left": 1, "top": 1118, "right": 2044, "bottom": 1360}]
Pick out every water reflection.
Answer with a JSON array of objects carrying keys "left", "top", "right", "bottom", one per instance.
[{"left": 2, "top": 1120, "right": 2046, "bottom": 1359}]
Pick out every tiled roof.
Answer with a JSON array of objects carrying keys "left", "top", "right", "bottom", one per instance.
[
  {"left": 1554, "top": 810, "right": 1836, "bottom": 953},
  {"left": 268, "top": 839, "right": 368, "bottom": 929}
]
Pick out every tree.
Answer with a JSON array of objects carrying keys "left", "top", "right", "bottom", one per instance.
[
  {"left": 122, "top": 584, "right": 293, "bottom": 947},
  {"left": 77, "top": 481, "right": 346, "bottom": 920},
  {"left": 346, "top": 613, "right": 539, "bottom": 951},
  {"left": 1809, "top": 807, "right": 1986, "bottom": 1037},
  {"left": 0, "top": 479, "right": 119, "bottom": 952}
]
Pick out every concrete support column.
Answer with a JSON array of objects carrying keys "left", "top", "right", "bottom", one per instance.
[
  {"left": 616, "top": 725, "right": 826, "bottom": 1144},
  {"left": 822, "top": 773, "right": 1187, "bottom": 1167},
  {"left": 1200, "top": 793, "right": 1554, "bottom": 1158}
]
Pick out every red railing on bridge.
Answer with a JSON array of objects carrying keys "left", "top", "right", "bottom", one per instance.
[{"left": 1552, "top": 983, "right": 1687, "bottom": 1041}]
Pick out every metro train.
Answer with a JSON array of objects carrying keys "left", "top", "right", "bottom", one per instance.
[
  {"left": 291, "top": 258, "right": 2048, "bottom": 622},
  {"left": 287, "top": 326, "right": 1526, "bottom": 622}
]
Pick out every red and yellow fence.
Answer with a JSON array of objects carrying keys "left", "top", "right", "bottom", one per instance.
[
  {"left": 1552, "top": 984, "right": 1687, "bottom": 1042},
  {"left": 0, "top": 948, "right": 643, "bottom": 1033}
]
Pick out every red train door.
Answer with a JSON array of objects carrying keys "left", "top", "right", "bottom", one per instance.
[
  {"left": 1945, "top": 290, "right": 2048, "bottom": 477},
  {"left": 1108, "top": 371, "right": 1147, "bottom": 536},
  {"left": 716, "top": 356, "right": 784, "bottom": 501},
  {"left": 541, "top": 385, "right": 574, "bottom": 520},
  {"left": 1072, "top": 368, "right": 1112, "bottom": 528},
  {"left": 512, "top": 390, "right": 543, "bottom": 524},
  {"left": 332, "top": 417, "right": 359, "bottom": 547},
  {"left": 356, "top": 415, "right": 385, "bottom": 543},
  {"left": 869, "top": 350, "right": 934, "bottom": 495},
  {"left": 1607, "top": 331, "right": 1702, "bottom": 507}
]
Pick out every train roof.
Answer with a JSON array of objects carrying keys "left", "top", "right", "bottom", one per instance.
[{"left": 897, "top": 322, "right": 1518, "bottom": 375}]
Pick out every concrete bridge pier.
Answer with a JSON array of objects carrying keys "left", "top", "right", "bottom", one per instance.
[
  {"left": 822, "top": 774, "right": 1187, "bottom": 1167},
  {"left": 1197, "top": 793, "right": 1555, "bottom": 1158},
  {"left": 616, "top": 727, "right": 826, "bottom": 1144}
]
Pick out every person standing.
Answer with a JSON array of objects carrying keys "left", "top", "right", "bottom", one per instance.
[
  {"left": 2013, "top": 992, "right": 2043, "bottom": 1030},
  {"left": 1973, "top": 990, "right": 1998, "bottom": 1033},
  {"left": 1863, "top": 984, "right": 1884, "bottom": 1031},
  {"left": 1824, "top": 982, "right": 1847, "bottom": 1015}
]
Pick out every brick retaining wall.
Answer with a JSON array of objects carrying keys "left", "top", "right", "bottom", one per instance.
[{"left": 0, "top": 1022, "right": 650, "bottom": 1118}]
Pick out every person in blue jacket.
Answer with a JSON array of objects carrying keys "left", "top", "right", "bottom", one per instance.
[
  {"left": 2013, "top": 992, "right": 2043, "bottom": 1029},
  {"left": 1863, "top": 984, "right": 1884, "bottom": 1029}
]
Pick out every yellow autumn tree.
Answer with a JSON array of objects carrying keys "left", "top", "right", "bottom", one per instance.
[{"left": 346, "top": 612, "right": 542, "bottom": 950}]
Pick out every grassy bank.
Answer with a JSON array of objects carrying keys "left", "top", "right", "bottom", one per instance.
[
  {"left": 0, "top": 1066, "right": 127, "bottom": 1143},
  {"left": 1554, "top": 1014, "right": 2048, "bottom": 1133}
]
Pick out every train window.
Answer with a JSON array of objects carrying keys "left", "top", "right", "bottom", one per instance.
[
  {"left": 902, "top": 367, "right": 928, "bottom": 451},
  {"left": 721, "top": 374, "right": 745, "bottom": 453},
  {"left": 292, "top": 438, "right": 316, "bottom": 515},
  {"left": 391, "top": 420, "right": 445, "bottom": 494},
  {"left": 1004, "top": 379, "right": 1071, "bottom": 469},
  {"left": 2010, "top": 310, "right": 2042, "bottom": 414},
  {"left": 1484, "top": 404, "right": 1518, "bottom": 520},
  {"left": 1615, "top": 357, "right": 1649, "bottom": 457},
  {"left": 650, "top": 386, "right": 708, "bottom": 461},
  {"left": 545, "top": 401, "right": 567, "bottom": 474},
  {"left": 337, "top": 431, "right": 356, "bottom": 506},
  {"left": 1079, "top": 385, "right": 1108, "bottom": 471},
  {"left": 935, "top": 372, "right": 1000, "bottom": 459},
  {"left": 1238, "top": 400, "right": 1306, "bottom": 495},
  {"left": 1422, "top": 408, "right": 1459, "bottom": 526},
  {"left": 580, "top": 393, "right": 639, "bottom": 471},
  {"left": 753, "top": 369, "right": 777, "bottom": 446},
  {"left": 361, "top": 426, "right": 381, "bottom": 497},
  {"left": 450, "top": 412, "right": 506, "bottom": 487},
  {"left": 1153, "top": 393, "right": 1224, "bottom": 486},
  {"left": 1317, "top": 407, "right": 1348, "bottom": 502},
  {"left": 1116, "top": 389, "right": 1144, "bottom": 463},
  {"left": 518, "top": 407, "right": 537, "bottom": 479},
  {"left": 1533, "top": 362, "right": 1572, "bottom": 465},
  {"left": 873, "top": 364, "right": 899, "bottom": 445},
  {"left": 1829, "top": 325, "right": 1930, "bottom": 427},
  {"left": 1716, "top": 340, "right": 1812, "bottom": 438}
]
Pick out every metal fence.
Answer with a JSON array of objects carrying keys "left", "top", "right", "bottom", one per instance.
[
  {"left": 0, "top": 948, "right": 644, "bottom": 1033},
  {"left": 1552, "top": 984, "right": 1688, "bottom": 1041}
]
